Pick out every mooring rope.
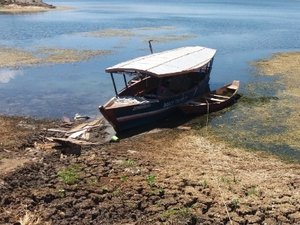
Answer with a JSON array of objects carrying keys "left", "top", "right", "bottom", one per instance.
[
  {"left": 208, "top": 159, "right": 233, "bottom": 225},
  {"left": 205, "top": 99, "right": 209, "bottom": 130},
  {"left": 205, "top": 99, "right": 233, "bottom": 225}
]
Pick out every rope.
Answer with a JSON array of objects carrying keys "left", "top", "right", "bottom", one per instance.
[
  {"left": 208, "top": 159, "right": 233, "bottom": 225},
  {"left": 204, "top": 99, "right": 233, "bottom": 224},
  {"left": 205, "top": 99, "right": 209, "bottom": 131}
]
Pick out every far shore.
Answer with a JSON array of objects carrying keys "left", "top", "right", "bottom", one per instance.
[{"left": 0, "top": 4, "right": 74, "bottom": 13}]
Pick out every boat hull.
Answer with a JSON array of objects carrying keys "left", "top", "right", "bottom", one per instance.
[
  {"left": 100, "top": 74, "right": 211, "bottom": 132},
  {"left": 178, "top": 80, "right": 240, "bottom": 115}
]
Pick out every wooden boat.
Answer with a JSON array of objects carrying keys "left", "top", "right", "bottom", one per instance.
[
  {"left": 178, "top": 80, "right": 240, "bottom": 115},
  {"left": 99, "top": 46, "right": 217, "bottom": 132}
]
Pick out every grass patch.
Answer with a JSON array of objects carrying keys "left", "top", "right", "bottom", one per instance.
[
  {"left": 160, "top": 207, "right": 191, "bottom": 219},
  {"left": 199, "top": 179, "right": 209, "bottom": 188},
  {"left": 120, "top": 175, "right": 128, "bottom": 182},
  {"left": 246, "top": 186, "right": 258, "bottom": 196},
  {"left": 229, "top": 198, "right": 240, "bottom": 210},
  {"left": 146, "top": 174, "right": 156, "bottom": 187},
  {"left": 57, "top": 164, "right": 81, "bottom": 185},
  {"left": 122, "top": 159, "right": 135, "bottom": 167}
]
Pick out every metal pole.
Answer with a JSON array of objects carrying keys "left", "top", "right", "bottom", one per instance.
[
  {"left": 148, "top": 40, "right": 153, "bottom": 54},
  {"left": 110, "top": 73, "right": 118, "bottom": 96},
  {"left": 123, "top": 73, "right": 128, "bottom": 88}
]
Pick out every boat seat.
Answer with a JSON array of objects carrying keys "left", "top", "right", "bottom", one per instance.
[
  {"left": 204, "top": 97, "right": 224, "bottom": 102},
  {"left": 227, "top": 80, "right": 239, "bottom": 90},
  {"left": 209, "top": 94, "right": 230, "bottom": 99},
  {"left": 188, "top": 101, "right": 207, "bottom": 106}
]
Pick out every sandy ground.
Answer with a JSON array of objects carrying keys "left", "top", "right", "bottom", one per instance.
[{"left": 0, "top": 52, "right": 300, "bottom": 224}]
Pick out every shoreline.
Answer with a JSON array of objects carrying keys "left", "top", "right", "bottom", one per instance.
[
  {"left": 0, "top": 4, "right": 73, "bottom": 13},
  {"left": 0, "top": 51, "right": 300, "bottom": 224}
]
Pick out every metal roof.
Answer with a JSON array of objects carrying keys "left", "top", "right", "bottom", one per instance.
[{"left": 105, "top": 46, "right": 216, "bottom": 77}]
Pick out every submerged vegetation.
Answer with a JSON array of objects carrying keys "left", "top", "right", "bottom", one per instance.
[
  {"left": 84, "top": 26, "right": 196, "bottom": 44},
  {"left": 194, "top": 52, "right": 300, "bottom": 161},
  {"left": 0, "top": 47, "right": 111, "bottom": 68}
]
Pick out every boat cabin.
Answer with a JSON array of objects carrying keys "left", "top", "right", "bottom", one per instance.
[{"left": 105, "top": 46, "right": 216, "bottom": 103}]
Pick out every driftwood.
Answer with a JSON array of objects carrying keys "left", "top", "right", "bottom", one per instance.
[{"left": 45, "top": 117, "right": 113, "bottom": 155}]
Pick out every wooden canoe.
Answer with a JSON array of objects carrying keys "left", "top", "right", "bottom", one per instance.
[{"left": 178, "top": 80, "right": 240, "bottom": 115}]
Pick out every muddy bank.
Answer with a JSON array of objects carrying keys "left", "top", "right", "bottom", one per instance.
[
  {"left": 0, "top": 47, "right": 111, "bottom": 68},
  {"left": 0, "top": 115, "right": 299, "bottom": 224},
  {"left": 0, "top": 115, "right": 58, "bottom": 175}
]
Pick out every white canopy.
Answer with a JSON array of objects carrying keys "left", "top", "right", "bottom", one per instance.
[{"left": 106, "top": 46, "right": 216, "bottom": 77}]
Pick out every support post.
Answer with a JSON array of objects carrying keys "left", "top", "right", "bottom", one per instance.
[
  {"left": 110, "top": 73, "right": 118, "bottom": 96},
  {"left": 148, "top": 40, "right": 153, "bottom": 54},
  {"left": 123, "top": 73, "right": 128, "bottom": 88}
]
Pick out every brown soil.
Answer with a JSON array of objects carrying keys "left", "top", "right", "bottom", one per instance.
[
  {"left": 0, "top": 115, "right": 57, "bottom": 176},
  {"left": 0, "top": 115, "right": 299, "bottom": 225}
]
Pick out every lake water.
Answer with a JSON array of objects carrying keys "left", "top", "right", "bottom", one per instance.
[
  {"left": 1, "top": 0, "right": 300, "bottom": 118},
  {"left": 1, "top": 0, "right": 300, "bottom": 159}
]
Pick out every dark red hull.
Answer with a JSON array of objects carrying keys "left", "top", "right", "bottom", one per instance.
[{"left": 178, "top": 80, "right": 240, "bottom": 115}]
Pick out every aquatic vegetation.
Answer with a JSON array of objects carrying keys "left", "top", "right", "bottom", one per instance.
[
  {"left": 87, "top": 28, "right": 135, "bottom": 37},
  {"left": 0, "top": 47, "right": 39, "bottom": 68},
  {"left": 199, "top": 52, "right": 300, "bottom": 161},
  {"left": 37, "top": 48, "right": 111, "bottom": 64},
  {"left": 143, "top": 34, "right": 197, "bottom": 43},
  {"left": 84, "top": 26, "right": 196, "bottom": 44},
  {"left": 0, "top": 47, "right": 111, "bottom": 68}
]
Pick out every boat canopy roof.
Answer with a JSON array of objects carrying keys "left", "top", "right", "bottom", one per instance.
[{"left": 105, "top": 46, "right": 216, "bottom": 77}]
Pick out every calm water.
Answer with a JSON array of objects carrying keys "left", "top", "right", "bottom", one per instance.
[{"left": 1, "top": 0, "right": 300, "bottom": 118}]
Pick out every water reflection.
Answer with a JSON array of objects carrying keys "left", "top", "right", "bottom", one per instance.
[{"left": 0, "top": 69, "right": 23, "bottom": 84}]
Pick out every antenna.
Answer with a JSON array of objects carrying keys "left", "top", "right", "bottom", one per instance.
[{"left": 148, "top": 40, "right": 153, "bottom": 54}]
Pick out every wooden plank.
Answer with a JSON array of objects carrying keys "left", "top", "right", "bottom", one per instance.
[
  {"left": 209, "top": 94, "right": 230, "bottom": 99},
  {"left": 204, "top": 97, "right": 224, "bottom": 102}
]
